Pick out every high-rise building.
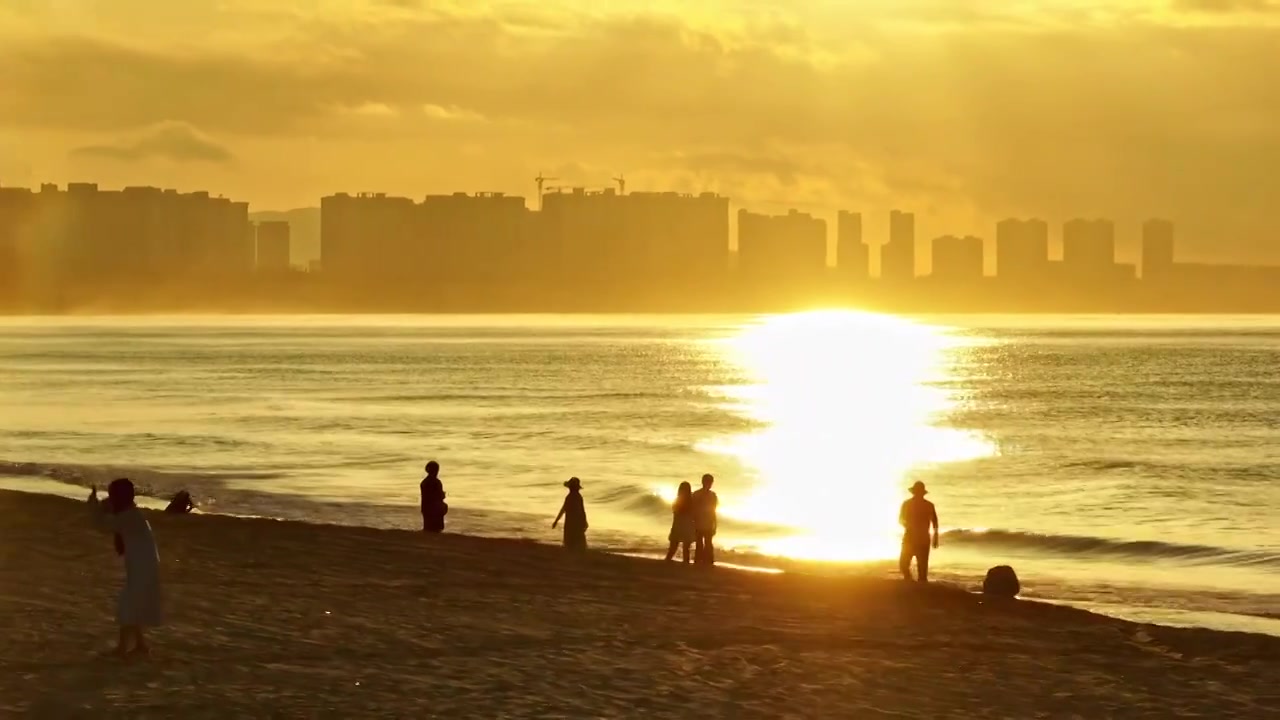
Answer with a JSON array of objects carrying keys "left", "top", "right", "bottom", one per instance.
[
  {"left": 995, "top": 218, "right": 1049, "bottom": 282},
  {"left": 622, "top": 190, "right": 729, "bottom": 282},
  {"left": 836, "top": 210, "right": 868, "bottom": 279},
  {"left": 0, "top": 187, "right": 37, "bottom": 301},
  {"left": 1141, "top": 219, "right": 1174, "bottom": 279},
  {"left": 256, "top": 220, "right": 291, "bottom": 272},
  {"left": 736, "top": 209, "right": 826, "bottom": 281},
  {"left": 420, "top": 192, "right": 529, "bottom": 284},
  {"left": 539, "top": 188, "right": 728, "bottom": 285},
  {"left": 0, "top": 183, "right": 254, "bottom": 290},
  {"left": 930, "top": 235, "right": 984, "bottom": 281},
  {"left": 320, "top": 192, "right": 417, "bottom": 279},
  {"left": 881, "top": 210, "right": 915, "bottom": 281}
]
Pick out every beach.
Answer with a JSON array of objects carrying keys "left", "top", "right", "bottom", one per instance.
[{"left": 2, "top": 490, "right": 1276, "bottom": 718}]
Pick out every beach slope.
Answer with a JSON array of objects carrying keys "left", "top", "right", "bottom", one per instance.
[{"left": 1, "top": 490, "right": 1277, "bottom": 718}]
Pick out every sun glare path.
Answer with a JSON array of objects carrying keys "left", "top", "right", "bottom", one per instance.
[{"left": 694, "top": 310, "right": 997, "bottom": 562}]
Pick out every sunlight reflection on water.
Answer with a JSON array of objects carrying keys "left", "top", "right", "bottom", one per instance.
[{"left": 695, "top": 310, "right": 998, "bottom": 561}]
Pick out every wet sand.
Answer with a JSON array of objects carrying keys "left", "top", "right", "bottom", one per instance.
[{"left": 1, "top": 489, "right": 1277, "bottom": 718}]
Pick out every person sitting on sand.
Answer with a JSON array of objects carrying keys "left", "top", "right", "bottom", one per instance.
[
  {"left": 665, "top": 481, "right": 696, "bottom": 563},
  {"left": 691, "top": 474, "right": 718, "bottom": 565},
  {"left": 164, "top": 490, "right": 195, "bottom": 514},
  {"left": 420, "top": 461, "right": 448, "bottom": 533},
  {"left": 552, "top": 477, "right": 588, "bottom": 551},
  {"left": 89, "top": 479, "right": 162, "bottom": 658},
  {"left": 899, "top": 481, "right": 939, "bottom": 584}
]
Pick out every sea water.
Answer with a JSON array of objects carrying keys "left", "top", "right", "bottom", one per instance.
[{"left": 1, "top": 313, "right": 1277, "bottom": 635}]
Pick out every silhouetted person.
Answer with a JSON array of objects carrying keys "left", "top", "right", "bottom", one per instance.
[
  {"left": 691, "top": 473, "right": 718, "bottom": 565},
  {"left": 552, "top": 477, "right": 588, "bottom": 551},
  {"left": 665, "top": 481, "right": 695, "bottom": 563},
  {"left": 420, "top": 461, "right": 447, "bottom": 533},
  {"left": 164, "top": 490, "right": 194, "bottom": 514},
  {"left": 88, "top": 479, "right": 162, "bottom": 658},
  {"left": 899, "top": 481, "right": 939, "bottom": 583}
]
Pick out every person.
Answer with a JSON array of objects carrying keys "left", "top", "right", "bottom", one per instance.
[
  {"left": 88, "top": 479, "right": 162, "bottom": 658},
  {"left": 691, "top": 473, "right": 718, "bottom": 565},
  {"left": 420, "top": 461, "right": 448, "bottom": 533},
  {"left": 899, "top": 480, "right": 939, "bottom": 583},
  {"left": 164, "top": 489, "right": 195, "bottom": 514},
  {"left": 665, "top": 481, "right": 696, "bottom": 563},
  {"left": 552, "top": 477, "right": 588, "bottom": 551}
]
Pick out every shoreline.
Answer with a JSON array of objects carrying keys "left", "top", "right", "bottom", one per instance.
[
  {"left": 2, "top": 489, "right": 1278, "bottom": 716},
  {"left": 5, "top": 475, "right": 1279, "bottom": 639}
]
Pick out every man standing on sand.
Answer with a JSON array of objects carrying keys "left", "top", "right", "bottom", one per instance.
[
  {"left": 420, "top": 461, "right": 448, "bottom": 533},
  {"left": 691, "top": 474, "right": 718, "bottom": 565},
  {"left": 899, "top": 481, "right": 939, "bottom": 583}
]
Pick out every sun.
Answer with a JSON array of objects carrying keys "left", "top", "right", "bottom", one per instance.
[{"left": 696, "top": 310, "right": 995, "bottom": 562}]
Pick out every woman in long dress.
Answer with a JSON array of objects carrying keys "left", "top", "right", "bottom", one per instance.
[
  {"left": 89, "top": 478, "right": 162, "bottom": 657},
  {"left": 665, "top": 481, "right": 696, "bottom": 563},
  {"left": 552, "top": 477, "right": 588, "bottom": 551}
]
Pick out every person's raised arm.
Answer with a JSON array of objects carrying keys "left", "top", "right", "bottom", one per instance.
[
  {"left": 931, "top": 506, "right": 940, "bottom": 549},
  {"left": 87, "top": 486, "right": 118, "bottom": 532}
]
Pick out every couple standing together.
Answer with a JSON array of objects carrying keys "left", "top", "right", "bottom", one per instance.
[{"left": 665, "top": 474, "right": 718, "bottom": 565}]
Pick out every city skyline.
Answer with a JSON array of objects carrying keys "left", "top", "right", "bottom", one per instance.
[
  {"left": 0, "top": 177, "right": 1215, "bottom": 275},
  {"left": 3, "top": 178, "right": 1279, "bottom": 314}
]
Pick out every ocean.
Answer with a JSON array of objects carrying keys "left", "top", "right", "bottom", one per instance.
[{"left": 2, "top": 313, "right": 1277, "bottom": 636}]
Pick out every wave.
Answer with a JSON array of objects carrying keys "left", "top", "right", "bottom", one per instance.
[
  {"left": 593, "top": 483, "right": 790, "bottom": 535},
  {"left": 1060, "top": 458, "right": 1280, "bottom": 482},
  {"left": 943, "top": 528, "right": 1280, "bottom": 570},
  {"left": 318, "top": 390, "right": 681, "bottom": 404},
  {"left": 0, "top": 460, "right": 284, "bottom": 498}
]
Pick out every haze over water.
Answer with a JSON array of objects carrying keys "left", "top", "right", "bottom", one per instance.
[{"left": 2, "top": 313, "right": 1278, "bottom": 635}]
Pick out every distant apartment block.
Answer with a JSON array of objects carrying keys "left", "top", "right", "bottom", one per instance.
[
  {"left": 256, "top": 220, "right": 291, "bottom": 272},
  {"left": 836, "top": 211, "right": 868, "bottom": 279},
  {"left": 737, "top": 209, "right": 826, "bottom": 280},
  {"left": 881, "top": 210, "right": 915, "bottom": 281},
  {"left": 320, "top": 192, "right": 417, "bottom": 279},
  {"left": 0, "top": 186, "right": 34, "bottom": 299},
  {"left": 995, "top": 218, "right": 1049, "bottom": 282},
  {"left": 0, "top": 183, "right": 251, "bottom": 291},
  {"left": 541, "top": 187, "right": 729, "bottom": 284},
  {"left": 930, "top": 235, "right": 984, "bottom": 281},
  {"left": 418, "top": 192, "right": 528, "bottom": 284}
]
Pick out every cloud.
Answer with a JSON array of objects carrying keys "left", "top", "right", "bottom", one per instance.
[
  {"left": 422, "top": 104, "right": 485, "bottom": 122},
  {"left": 71, "top": 121, "right": 234, "bottom": 163},
  {"left": 1172, "top": 0, "right": 1280, "bottom": 12}
]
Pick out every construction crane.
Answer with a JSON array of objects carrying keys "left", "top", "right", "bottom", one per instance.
[
  {"left": 534, "top": 172, "right": 559, "bottom": 209},
  {"left": 612, "top": 174, "right": 626, "bottom": 195}
]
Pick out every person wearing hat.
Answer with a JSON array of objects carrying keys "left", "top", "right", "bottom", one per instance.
[
  {"left": 552, "top": 477, "right": 589, "bottom": 551},
  {"left": 898, "top": 480, "right": 939, "bottom": 583}
]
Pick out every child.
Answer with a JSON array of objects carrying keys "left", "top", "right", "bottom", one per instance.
[
  {"left": 552, "top": 477, "right": 588, "bottom": 551},
  {"left": 89, "top": 479, "right": 162, "bottom": 658}
]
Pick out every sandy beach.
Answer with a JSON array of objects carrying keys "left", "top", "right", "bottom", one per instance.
[{"left": 1, "top": 489, "right": 1276, "bottom": 718}]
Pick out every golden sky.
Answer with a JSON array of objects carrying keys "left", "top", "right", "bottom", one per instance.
[{"left": 1, "top": 0, "right": 1278, "bottom": 263}]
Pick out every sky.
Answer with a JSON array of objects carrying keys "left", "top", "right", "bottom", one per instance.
[{"left": 1, "top": 0, "right": 1278, "bottom": 264}]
